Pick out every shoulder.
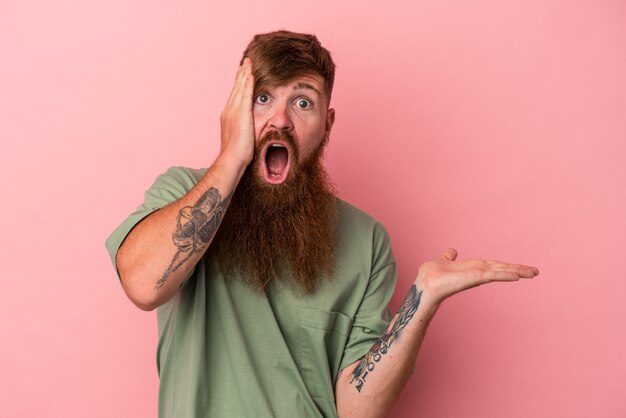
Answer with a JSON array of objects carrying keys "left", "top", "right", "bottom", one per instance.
[
  {"left": 337, "top": 199, "right": 390, "bottom": 243},
  {"left": 141, "top": 166, "right": 208, "bottom": 208},
  {"left": 336, "top": 199, "right": 394, "bottom": 268}
]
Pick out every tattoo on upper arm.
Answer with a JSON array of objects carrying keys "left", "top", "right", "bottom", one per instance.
[
  {"left": 349, "top": 284, "right": 422, "bottom": 393},
  {"left": 154, "top": 187, "right": 232, "bottom": 290}
]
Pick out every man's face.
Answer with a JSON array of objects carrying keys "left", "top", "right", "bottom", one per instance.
[
  {"left": 207, "top": 74, "right": 338, "bottom": 294},
  {"left": 252, "top": 73, "right": 335, "bottom": 185}
]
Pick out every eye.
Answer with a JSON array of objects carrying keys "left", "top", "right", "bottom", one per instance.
[
  {"left": 255, "top": 94, "right": 270, "bottom": 104},
  {"left": 295, "top": 98, "right": 312, "bottom": 109}
]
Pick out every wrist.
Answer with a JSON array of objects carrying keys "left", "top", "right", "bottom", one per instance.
[
  {"left": 413, "top": 278, "right": 444, "bottom": 313},
  {"left": 213, "top": 150, "right": 249, "bottom": 181}
]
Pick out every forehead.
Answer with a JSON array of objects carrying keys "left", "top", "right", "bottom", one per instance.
[{"left": 258, "top": 73, "right": 325, "bottom": 97}]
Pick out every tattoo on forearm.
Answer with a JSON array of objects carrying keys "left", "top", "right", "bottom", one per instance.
[
  {"left": 349, "top": 284, "right": 422, "bottom": 393},
  {"left": 154, "top": 188, "right": 231, "bottom": 290}
]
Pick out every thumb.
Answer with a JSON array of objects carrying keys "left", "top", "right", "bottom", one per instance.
[{"left": 441, "top": 248, "right": 458, "bottom": 261}]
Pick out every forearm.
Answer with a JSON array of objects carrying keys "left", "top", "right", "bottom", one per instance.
[
  {"left": 335, "top": 249, "right": 539, "bottom": 417},
  {"left": 335, "top": 282, "right": 439, "bottom": 418},
  {"left": 116, "top": 153, "right": 245, "bottom": 310}
]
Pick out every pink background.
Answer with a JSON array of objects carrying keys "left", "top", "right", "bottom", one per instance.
[{"left": 1, "top": 1, "right": 625, "bottom": 417}]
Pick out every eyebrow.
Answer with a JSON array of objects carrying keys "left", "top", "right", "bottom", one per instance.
[{"left": 293, "top": 82, "right": 321, "bottom": 96}]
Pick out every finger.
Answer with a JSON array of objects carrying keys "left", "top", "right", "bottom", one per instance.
[
  {"left": 235, "top": 59, "right": 254, "bottom": 108},
  {"left": 514, "top": 267, "right": 539, "bottom": 278},
  {"left": 480, "top": 270, "right": 521, "bottom": 282},
  {"left": 441, "top": 248, "right": 458, "bottom": 261},
  {"left": 225, "top": 58, "right": 249, "bottom": 109},
  {"left": 242, "top": 60, "right": 254, "bottom": 105},
  {"left": 233, "top": 60, "right": 249, "bottom": 101},
  {"left": 486, "top": 261, "right": 539, "bottom": 277},
  {"left": 224, "top": 68, "right": 243, "bottom": 109}
]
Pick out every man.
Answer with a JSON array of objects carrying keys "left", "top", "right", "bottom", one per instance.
[{"left": 106, "top": 30, "right": 539, "bottom": 418}]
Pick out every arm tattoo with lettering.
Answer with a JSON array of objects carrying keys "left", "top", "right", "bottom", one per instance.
[
  {"left": 154, "top": 187, "right": 231, "bottom": 290},
  {"left": 349, "top": 284, "right": 422, "bottom": 393}
]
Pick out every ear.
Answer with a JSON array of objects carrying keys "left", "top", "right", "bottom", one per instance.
[{"left": 325, "top": 108, "right": 336, "bottom": 142}]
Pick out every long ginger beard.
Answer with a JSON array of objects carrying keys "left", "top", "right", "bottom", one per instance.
[{"left": 207, "top": 130, "right": 339, "bottom": 294}]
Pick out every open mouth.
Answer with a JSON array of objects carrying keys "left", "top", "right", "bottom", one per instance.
[{"left": 262, "top": 142, "right": 291, "bottom": 184}]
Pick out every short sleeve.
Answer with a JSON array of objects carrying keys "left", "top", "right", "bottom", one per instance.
[
  {"left": 104, "top": 166, "right": 205, "bottom": 279},
  {"left": 338, "top": 223, "right": 397, "bottom": 372}
]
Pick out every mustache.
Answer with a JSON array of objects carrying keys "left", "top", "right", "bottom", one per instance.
[{"left": 256, "top": 130, "right": 299, "bottom": 159}]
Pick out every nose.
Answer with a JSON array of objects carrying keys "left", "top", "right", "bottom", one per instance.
[{"left": 268, "top": 103, "right": 294, "bottom": 131}]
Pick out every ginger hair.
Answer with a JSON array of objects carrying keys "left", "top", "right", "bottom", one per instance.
[{"left": 240, "top": 30, "right": 336, "bottom": 104}]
